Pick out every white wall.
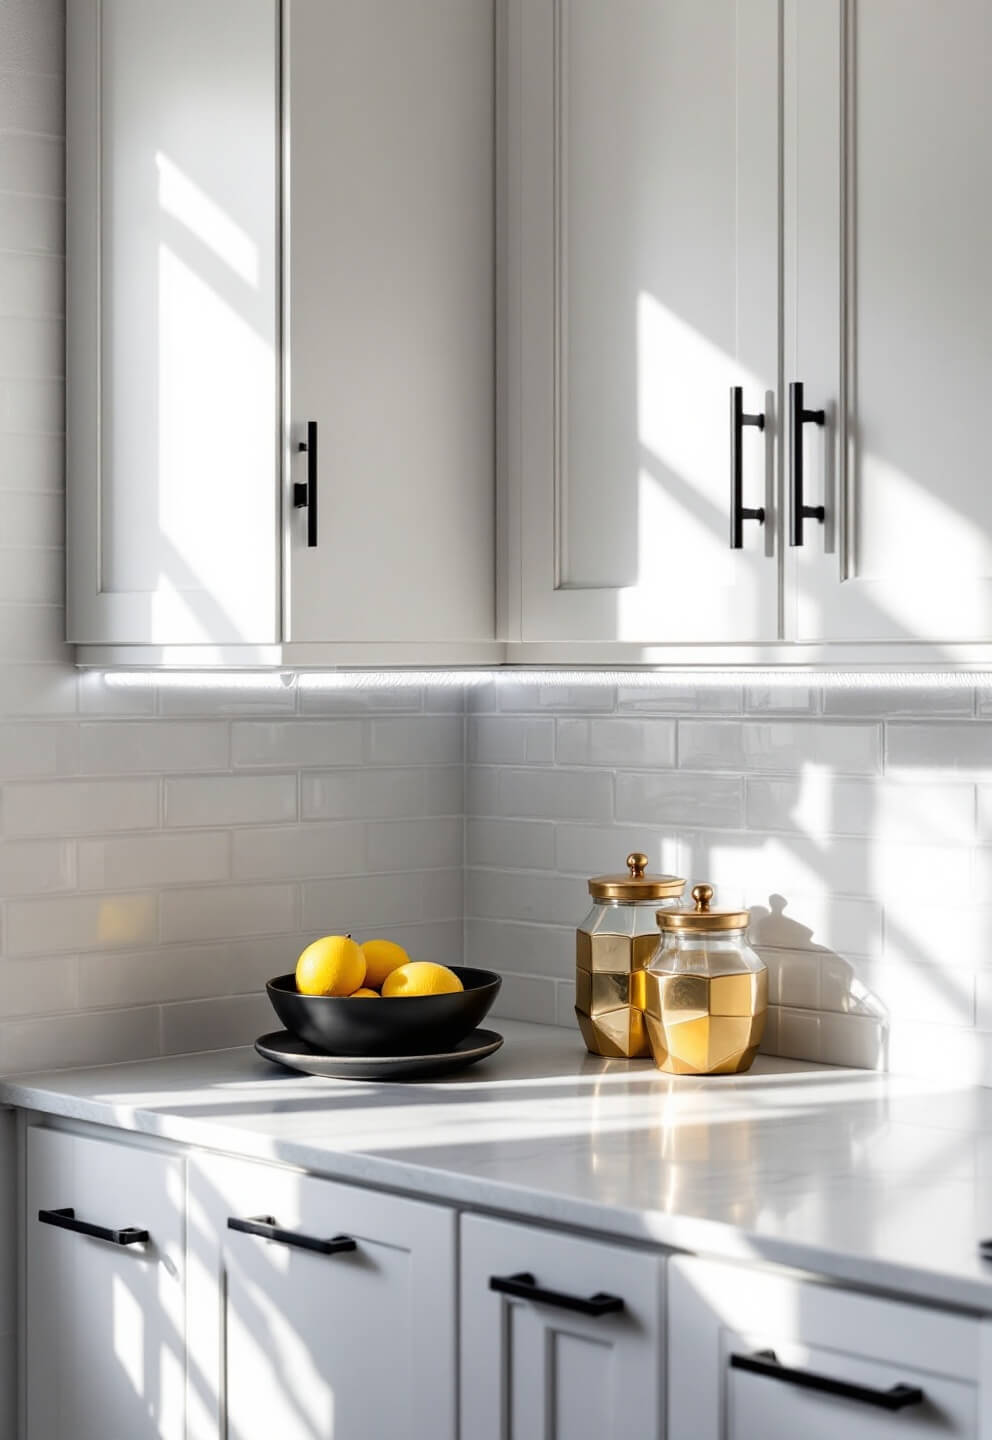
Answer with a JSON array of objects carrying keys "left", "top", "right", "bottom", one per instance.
[{"left": 467, "top": 678, "right": 992, "bottom": 1082}]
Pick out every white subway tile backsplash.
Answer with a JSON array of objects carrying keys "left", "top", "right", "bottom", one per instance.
[
  {"left": 0, "top": 721, "right": 60, "bottom": 777},
  {"left": 744, "top": 685, "right": 819, "bottom": 715},
  {"left": 232, "top": 822, "right": 366, "bottom": 881},
  {"left": 369, "top": 715, "right": 463, "bottom": 764},
  {"left": 616, "top": 770, "right": 743, "bottom": 829},
  {"left": 0, "top": 664, "right": 74, "bottom": 716},
  {"left": 679, "top": 720, "right": 881, "bottom": 775},
  {"left": 367, "top": 816, "right": 463, "bottom": 872},
  {"left": 302, "top": 765, "right": 463, "bottom": 819},
  {"left": 0, "top": 192, "right": 63, "bottom": 255},
  {"left": 165, "top": 774, "right": 297, "bottom": 828},
  {"left": 3, "top": 778, "right": 158, "bottom": 836},
  {"left": 0, "top": 1005, "right": 162, "bottom": 1074},
  {"left": 465, "top": 817, "right": 556, "bottom": 870},
  {"left": 616, "top": 684, "right": 741, "bottom": 714},
  {"left": 0, "top": 433, "right": 63, "bottom": 493},
  {"left": 0, "top": 954, "right": 78, "bottom": 1018},
  {"left": 553, "top": 823, "right": 678, "bottom": 879},
  {"left": 887, "top": 723, "right": 992, "bottom": 774},
  {"left": 301, "top": 869, "right": 462, "bottom": 931},
  {"left": 159, "top": 993, "right": 274, "bottom": 1055},
  {"left": 490, "top": 683, "right": 616, "bottom": 713},
  {"left": 79, "top": 721, "right": 229, "bottom": 774},
  {"left": 0, "top": 133, "right": 63, "bottom": 196},
  {"left": 825, "top": 686, "right": 975, "bottom": 718},
  {"left": 232, "top": 720, "right": 364, "bottom": 769},
  {"left": 557, "top": 716, "right": 676, "bottom": 768},
  {"left": 7, "top": 893, "right": 158, "bottom": 956},
  {"left": 492, "top": 767, "right": 614, "bottom": 821},
  {"left": 464, "top": 869, "right": 584, "bottom": 928},
  {"left": 467, "top": 716, "right": 554, "bottom": 764},
  {"left": 0, "top": 0, "right": 65, "bottom": 72},
  {"left": 78, "top": 831, "right": 229, "bottom": 891},
  {"left": 465, "top": 917, "right": 574, "bottom": 981},
  {"left": 489, "top": 970, "right": 558, "bottom": 1025},
  {"left": 160, "top": 883, "right": 296, "bottom": 943},
  {"left": 0, "top": 837, "right": 72, "bottom": 894},
  {"left": 746, "top": 775, "right": 976, "bottom": 843}
]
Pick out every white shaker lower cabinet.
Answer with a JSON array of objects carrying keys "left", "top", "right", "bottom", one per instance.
[
  {"left": 669, "top": 1256, "right": 988, "bottom": 1439},
  {"left": 459, "top": 1213, "right": 665, "bottom": 1440},
  {"left": 187, "top": 1153, "right": 457, "bottom": 1440},
  {"left": 25, "top": 1125, "right": 186, "bottom": 1440}
]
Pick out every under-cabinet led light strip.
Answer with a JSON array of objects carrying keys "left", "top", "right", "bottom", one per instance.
[{"left": 100, "top": 668, "right": 992, "bottom": 690}]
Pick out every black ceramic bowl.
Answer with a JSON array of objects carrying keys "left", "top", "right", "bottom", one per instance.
[{"left": 266, "top": 966, "right": 502, "bottom": 1057}]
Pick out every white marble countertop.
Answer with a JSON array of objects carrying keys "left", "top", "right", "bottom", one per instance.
[{"left": 4, "top": 1019, "right": 992, "bottom": 1314}]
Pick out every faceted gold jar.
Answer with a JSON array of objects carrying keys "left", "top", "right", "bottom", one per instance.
[
  {"left": 575, "top": 854, "right": 685, "bottom": 1058},
  {"left": 643, "top": 884, "right": 767, "bottom": 1075}
]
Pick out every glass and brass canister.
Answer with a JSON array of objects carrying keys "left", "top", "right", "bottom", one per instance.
[
  {"left": 575, "top": 854, "right": 685, "bottom": 1058},
  {"left": 643, "top": 884, "right": 767, "bottom": 1075}
]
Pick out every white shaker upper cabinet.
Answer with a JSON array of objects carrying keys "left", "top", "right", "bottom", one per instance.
[
  {"left": 787, "top": 0, "right": 992, "bottom": 645},
  {"left": 67, "top": 0, "right": 280, "bottom": 646},
  {"left": 284, "top": 0, "right": 495, "bottom": 647},
  {"left": 503, "top": 0, "right": 781, "bottom": 646}
]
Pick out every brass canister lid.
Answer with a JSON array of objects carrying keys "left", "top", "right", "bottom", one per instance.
[
  {"left": 657, "top": 883, "right": 750, "bottom": 931},
  {"left": 588, "top": 852, "right": 685, "bottom": 902}
]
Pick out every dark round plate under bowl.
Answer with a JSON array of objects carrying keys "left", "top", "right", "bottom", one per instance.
[
  {"left": 254, "top": 1027, "right": 504, "bottom": 1081},
  {"left": 266, "top": 965, "right": 502, "bottom": 1057}
]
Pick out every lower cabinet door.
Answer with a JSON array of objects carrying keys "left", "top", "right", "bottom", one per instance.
[
  {"left": 26, "top": 1123, "right": 186, "bottom": 1440},
  {"left": 669, "top": 1256, "right": 986, "bottom": 1439},
  {"left": 188, "top": 1154, "right": 456, "bottom": 1440},
  {"left": 460, "top": 1213, "right": 665, "bottom": 1440}
]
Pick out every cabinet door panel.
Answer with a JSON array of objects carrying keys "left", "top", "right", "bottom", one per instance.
[
  {"left": 460, "top": 1212, "right": 665, "bottom": 1440},
  {"left": 286, "top": 0, "right": 494, "bottom": 644},
  {"left": 788, "top": 0, "right": 992, "bottom": 642},
  {"left": 26, "top": 1125, "right": 186, "bottom": 1440},
  {"left": 508, "top": 0, "right": 780, "bottom": 644},
  {"left": 67, "top": 0, "right": 280, "bottom": 645},
  {"left": 669, "top": 1256, "right": 983, "bottom": 1440},
  {"left": 188, "top": 1153, "right": 456, "bottom": 1440}
]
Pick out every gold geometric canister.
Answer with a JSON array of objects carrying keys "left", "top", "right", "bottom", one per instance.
[
  {"left": 643, "top": 884, "right": 767, "bottom": 1075},
  {"left": 575, "top": 853, "right": 685, "bottom": 1059}
]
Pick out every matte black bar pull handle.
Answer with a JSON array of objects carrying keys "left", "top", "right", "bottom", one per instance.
[
  {"left": 293, "top": 420, "right": 318, "bottom": 547},
  {"left": 228, "top": 1215, "right": 357, "bottom": 1256},
  {"left": 789, "top": 381, "right": 825, "bottom": 546},
  {"left": 489, "top": 1271, "right": 624, "bottom": 1317},
  {"left": 730, "top": 1350, "right": 924, "bottom": 1412},
  {"left": 729, "top": 385, "right": 766, "bottom": 549},
  {"left": 39, "top": 1206, "right": 149, "bottom": 1247}
]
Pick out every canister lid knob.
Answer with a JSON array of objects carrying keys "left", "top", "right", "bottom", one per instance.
[
  {"left": 691, "top": 883, "right": 714, "bottom": 912},
  {"left": 627, "top": 852, "right": 649, "bottom": 879}
]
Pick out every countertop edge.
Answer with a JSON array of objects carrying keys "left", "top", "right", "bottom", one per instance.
[{"left": 6, "top": 1073, "right": 992, "bottom": 1320}]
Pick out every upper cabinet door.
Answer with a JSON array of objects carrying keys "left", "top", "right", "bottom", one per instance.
[
  {"left": 787, "top": 0, "right": 992, "bottom": 644},
  {"left": 67, "top": 0, "right": 280, "bottom": 645},
  {"left": 285, "top": 0, "right": 495, "bottom": 645},
  {"left": 504, "top": 0, "right": 781, "bottom": 645}
]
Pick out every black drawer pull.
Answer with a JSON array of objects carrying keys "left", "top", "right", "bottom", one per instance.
[
  {"left": 38, "top": 1206, "right": 149, "bottom": 1247},
  {"left": 489, "top": 1271, "right": 624, "bottom": 1317},
  {"left": 228, "top": 1215, "right": 357, "bottom": 1256},
  {"left": 730, "top": 1349, "right": 924, "bottom": 1411}
]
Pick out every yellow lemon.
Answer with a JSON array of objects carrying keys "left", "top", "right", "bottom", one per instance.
[
  {"left": 350, "top": 988, "right": 380, "bottom": 999},
  {"left": 381, "top": 962, "right": 464, "bottom": 998},
  {"left": 360, "top": 938, "right": 410, "bottom": 989},
  {"left": 295, "top": 935, "right": 365, "bottom": 997}
]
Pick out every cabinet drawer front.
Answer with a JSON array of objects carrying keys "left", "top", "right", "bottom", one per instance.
[
  {"left": 460, "top": 1213, "right": 665, "bottom": 1440},
  {"left": 26, "top": 1124, "right": 186, "bottom": 1440},
  {"left": 670, "top": 1256, "right": 984, "bottom": 1440},
  {"left": 188, "top": 1154, "right": 456, "bottom": 1440}
]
